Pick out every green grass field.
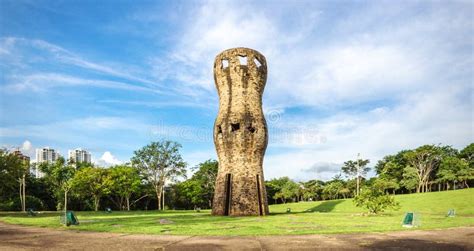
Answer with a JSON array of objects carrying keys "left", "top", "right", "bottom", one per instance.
[{"left": 1, "top": 189, "right": 473, "bottom": 236}]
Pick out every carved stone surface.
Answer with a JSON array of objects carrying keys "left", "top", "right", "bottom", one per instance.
[{"left": 212, "top": 48, "right": 269, "bottom": 216}]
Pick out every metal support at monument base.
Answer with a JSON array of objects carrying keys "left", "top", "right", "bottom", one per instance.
[{"left": 212, "top": 48, "right": 270, "bottom": 216}]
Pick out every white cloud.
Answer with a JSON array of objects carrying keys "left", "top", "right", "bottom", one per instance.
[
  {"left": 95, "top": 151, "right": 122, "bottom": 167},
  {"left": 21, "top": 140, "right": 32, "bottom": 151},
  {"left": 17, "top": 37, "right": 157, "bottom": 86},
  {"left": 3, "top": 73, "right": 159, "bottom": 94},
  {"left": 147, "top": 1, "right": 472, "bottom": 110},
  {"left": 0, "top": 37, "right": 180, "bottom": 96},
  {"left": 146, "top": 1, "right": 471, "bottom": 181},
  {"left": 20, "top": 140, "right": 34, "bottom": 157},
  {"left": 263, "top": 85, "right": 472, "bottom": 181}
]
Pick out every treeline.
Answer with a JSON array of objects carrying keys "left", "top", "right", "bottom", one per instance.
[{"left": 0, "top": 142, "right": 473, "bottom": 211}]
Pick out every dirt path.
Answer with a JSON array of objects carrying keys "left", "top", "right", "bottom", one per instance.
[{"left": 0, "top": 222, "right": 473, "bottom": 250}]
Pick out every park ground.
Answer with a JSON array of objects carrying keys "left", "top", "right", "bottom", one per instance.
[
  {"left": 0, "top": 189, "right": 473, "bottom": 249},
  {"left": 0, "top": 222, "right": 473, "bottom": 250}
]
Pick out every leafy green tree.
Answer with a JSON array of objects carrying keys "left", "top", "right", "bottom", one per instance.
[
  {"left": 375, "top": 151, "right": 408, "bottom": 177},
  {"left": 374, "top": 150, "right": 409, "bottom": 194},
  {"left": 460, "top": 143, "right": 474, "bottom": 164},
  {"left": 280, "top": 180, "right": 300, "bottom": 202},
  {"left": 190, "top": 160, "right": 218, "bottom": 208},
  {"left": 109, "top": 165, "right": 142, "bottom": 210},
  {"left": 301, "top": 180, "right": 324, "bottom": 201},
  {"left": 322, "top": 181, "right": 344, "bottom": 200},
  {"left": 40, "top": 157, "right": 76, "bottom": 211},
  {"left": 266, "top": 177, "right": 292, "bottom": 204},
  {"left": 0, "top": 149, "right": 26, "bottom": 210},
  {"left": 177, "top": 180, "right": 206, "bottom": 208},
  {"left": 339, "top": 186, "right": 351, "bottom": 199},
  {"left": 71, "top": 167, "right": 112, "bottom": 211},
  {"left": 354, "top": 187, "right": 400, "bottom": 214},
  {"left": 26, "top": 175, "right": 55, "bottom": 210},
  {"left": 341, "top": 155, "right": 370, "bottom": 196},
  {"left": 131, "top": 141, "right": 187, "bottom": 210},
  {"left": 372, "top": 178, "right": 400, "bottom": 194},
  {"left": 404, "top": 145, "right": 443, "bottom": 193},
  {"left": 437, "top": 156, "right": 469, "bottom": 190},
  {"left": 401, "top": 166, "right": 418, "bottom": 193},
  {"left": 458, "top": 165, "right": 474, "bottom": 188}
]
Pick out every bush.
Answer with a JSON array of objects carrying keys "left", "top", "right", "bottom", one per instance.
[
  {"left": 0, "top": 200, "right": 15, "bottom": 211},
  {"left": 0, "top": 195, "right": 46, "bottom": 211},
  {"left": 354, "top": 187, "right": 400, "bottom": 214}
]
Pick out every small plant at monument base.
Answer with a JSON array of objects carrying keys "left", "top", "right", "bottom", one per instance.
[{"left": 353, "top": 187, "right": 400, "bottom": 215}]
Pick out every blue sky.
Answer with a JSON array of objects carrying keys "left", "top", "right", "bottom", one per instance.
[{"left": 1, "top": 0, "right": 472, "bottom": 181}]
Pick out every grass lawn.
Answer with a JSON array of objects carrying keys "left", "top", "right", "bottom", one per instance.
[{"left": 1, "top": 189, "right": 473, "bottom": 236}]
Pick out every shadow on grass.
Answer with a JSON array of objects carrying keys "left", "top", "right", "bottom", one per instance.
[
  {"left": 308, "top": 200, "right": 344, "bottom": 213},
  {"left": 269, "top": 199, "right": 345, "bottom": 216}
]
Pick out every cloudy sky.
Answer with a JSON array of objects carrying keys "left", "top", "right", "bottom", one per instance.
[{"left": 1, "top": 0, "right": 472, "bottom": 181}]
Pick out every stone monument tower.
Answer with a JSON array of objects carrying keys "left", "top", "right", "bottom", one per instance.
[{"left": 212, "top": 48, "right": 269, "bottom": 216}]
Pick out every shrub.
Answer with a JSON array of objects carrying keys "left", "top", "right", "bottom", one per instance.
[
  {"left": 0, "top": 195, "right": 46, "bottom": 211},
  {"left": 354, "top": 187, "right": 400, "bottom": 214}
]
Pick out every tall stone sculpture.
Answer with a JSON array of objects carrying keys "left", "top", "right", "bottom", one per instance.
[{"left": 212, "top": 48, "right": 269, "bottom": 216}]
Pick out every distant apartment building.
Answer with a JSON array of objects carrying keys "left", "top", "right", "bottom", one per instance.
[
  {"left": 68, "top": 148, "right": 91, "bottom": 164},
  {"left": 35, "top": 147, "right": 59, "bottom": 178},
  {"left": 13, "top": 149, "right": 31, "bottom": 173}
]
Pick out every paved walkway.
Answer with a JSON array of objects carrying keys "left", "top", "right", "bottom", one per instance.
[{"left": 0, "top": 222, "right": 473, "bottom": 250}]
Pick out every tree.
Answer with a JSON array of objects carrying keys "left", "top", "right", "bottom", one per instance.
[
  {"left": 372, "top": 178, "right": 400, "bottom": 194},
  {"left": 189, "top": 160, "right": 218, "bottom": 208},
  {"left": 109, "top": 165, "right": 142, "bottom": 210},
  {"left": 301, "top": 180, "right": 324, "bottom": 201},
  {"left": 322, "top": 181, "right": 343, "bottom": 200},
  {"left": 0, "top": 149, "right": 25, "bottom": 210},
  {"left": 176, "top": 180, "right": 206, "bottom": 208},
  {"left": 459, "top": 143, "right": 474, "bottom": 167},
  {"left": 401, "top": 166, "right": 418, "bottom": 193},
  {"left": 266, "top": 177, "right": 294, "bottom": 203},
  {"left": 131, "top": 141, "right": 187, "bottom": 210},
  {"left": 39, "top": 157, "right": 76, "bottom": 212},
  {"left": 279, "top": 180, "right": 300, "bottom": 202},
  {"left": 458, "top": 165, "right": 474, "bottom": 188},
  {"left": 374, "top": 150, "right": 409, "bottom": 193},
  {"left": 353, "top": 187, "right": 400, "bottom": 214},
  {"left": 72, "top": 167, "right": 112, "bottom": 211},
  {"left": 404, "top": 145, "right": 442, "bottom": 193},
  {"left": 437, "top": 156, "right": 469, "bottom": 190},
  {"left": 341, "top": 154, "right": 370, "bottom": 196}
]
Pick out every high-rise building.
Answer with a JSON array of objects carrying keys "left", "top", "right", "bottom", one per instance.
[
  {"left": 35, "top": 147, "right": 59, "bottom": 178},
  {"left": 68, "top": 148, "right": 91, "bottom": 164},
  {"left": 13, "top": 149, "right": 31, "bottom": 173}
]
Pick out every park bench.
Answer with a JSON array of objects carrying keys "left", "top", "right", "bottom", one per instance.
[
  {"left": 27, "top": 208, "right": 37, "bottom": 216},
  {"left": 447, "top": 209, "right": 456, "bottom": 217}
]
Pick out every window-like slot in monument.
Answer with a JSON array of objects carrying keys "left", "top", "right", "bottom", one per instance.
[
  {"left": 256, "top": 174, "right": 263, "bottom": 216},
  {"left": 247, "top": 125, "right": 256, "bottom": 133},
  {"left": 221, "top": 59, "right": 229, "bottom": 69},
  {"left": 217, "top": 125, "right": 222, "bottom": 134},
  {"left": 254, "top": 58, "right": 262, "bottom": 68},
  {"left": 231, "top": 123, "right": 240, "bottom": 132},
  {"left": 238, "top": 55, "right": 248, "bottom": 65},
  {"left": 224, "top": 173, "right": 232, "bottom": 216}
]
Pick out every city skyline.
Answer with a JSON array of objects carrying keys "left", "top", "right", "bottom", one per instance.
[{"left": 1, "top": 1, "right": 472, "bottom": 181}]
